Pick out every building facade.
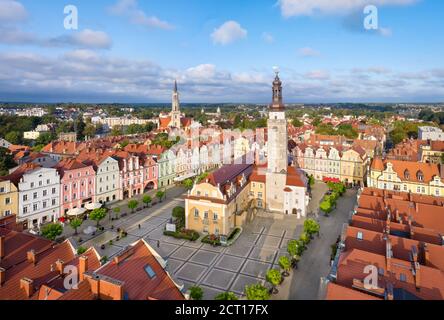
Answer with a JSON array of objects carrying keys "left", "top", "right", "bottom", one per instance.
[
  {"left": 18, "top": 166, "right": 61, "bottom": 229},
  {"left": 56, "top": 159, "right": 96, "bottom": 216},
  {"left": 0, "top": 179, "right": 18, "bottom": 218},
  {"left": 95, "top": 156, "right": 121, "bottom": 204},
  {"left": 367, "top": 158, "right": 444, "bottom": 196}
]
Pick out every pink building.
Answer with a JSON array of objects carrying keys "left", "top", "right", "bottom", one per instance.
[
  {"left": 111, "top": 151, "right": 158, "bottom": 199},
  {"left": 55, "top": 159, "right": 96, "bottom": 215}
]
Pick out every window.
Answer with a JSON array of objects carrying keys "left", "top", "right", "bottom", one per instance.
[
  {"left": 213, "top": 213, "right": 218, "bottom": 221},
  {"left": 5, "top": 197, "right": 10, "bottom": 205},
  {"left": 0, "top": 187, "right": 4, "bottom": 193},
  {"left": 52, "top": 199, "right": 56, "bottom": 206},
  {"left": 33, "top": 192, "right": 38, "bottom": 199},
  {"left": 417, "top": 171, "right": 424, "bottom": 182},
  {"left": 144, "top": 265, "right": 157, "bottom": 279},
  {"left": 194, "top": 209, "right": 199, "bottom": 217},
  {"left": 43, "top": 190, "right": 47, "bottom": 197},
  {"left": 258, "top": 192, "right": 263, "bottom": 199},
  {"left": 23, "top": 194, "right": 28, "bottom": 201},
  {"left": 52, "top": 188, "right": 56, "bottom": 194},
  {"left": 399, "top": 273, "right": 407, "bottom": 282},
  {"left": 4, "top": 210, "right": 11, "bottom": 216},
  {"left": 357, "top": 231, "right": 363, "bottom": 240},
  {"left": 47, "top": 179, "right": 50, "bottom": 184},
  {"left": 33, "top": 203, "right": 38, "bottom": 211},
  {"left": 23, "top": 206, "right": 28, "bottom": 214},
  {"left": 204, "top": 211, "right": 209, "bottom": 219},
  {"left": 43, "top": 201, "right": 47, "bottom": 209},
  {"left": 64, "top": 185, "right": 68, "bottom": 191},
  {"left": 30, "top": 182, "right": 34, "bottom": 188}
]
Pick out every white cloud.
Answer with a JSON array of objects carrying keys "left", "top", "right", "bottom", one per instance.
[
  {"left": 0, "top": 0, "right": 27, "bottom": 23},
  {"left": 262, "top": 32, "right": 274, "bottom": 44},
  {"left": 298, "top": 47, "right": 321, "bottom": 57},
  {"left": 279, "top": 0, "right": 417, "bottom": 17},
  {"left": 306, "top": 70, "right": 330, "bottom": 80},
  {"left": 211, "top": 21, "right": 247, "bottom": 45},
  {"left": 108, "top": 0, "right": 174, "bottom": 30},
  {"left": 185, "top": 64, "right": 217, "bottom": 79},
  {"left": 70, "top": 29, "right": 113, "bottom": 49}
]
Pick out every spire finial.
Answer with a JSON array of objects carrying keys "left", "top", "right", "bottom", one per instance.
[{"left": 174, "top": 79, "right": 178, "bottom": 92}]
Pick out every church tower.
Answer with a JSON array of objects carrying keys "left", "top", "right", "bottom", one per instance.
[
  {"left": 266, "top": 72, "right": 288, "bottom": 212},
  {"left": 171, "top": 80, "right": 181, "bottom": 128}
]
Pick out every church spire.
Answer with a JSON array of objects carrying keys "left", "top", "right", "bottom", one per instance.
[
  {"left": 271, "top": 71, "right": 284, "bottom": 110},
  {"left": 174, "top": 79, "right": 178, "bottom": 93}
]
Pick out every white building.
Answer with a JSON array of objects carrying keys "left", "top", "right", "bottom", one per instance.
[
  {"left": 18, "top": 166, "right": 61, "bottom": 229},
  {"left": 0, "top": 138, "right": 11, "bottom": 149},
  {"left": 23, "top": 131, "right": 42, "bottom": 140},
  {"left": 418, "top": 126, "right": 444, "bottom": 141},
  {"left": 95, "top": 156, "right": 121, "bottom": 204}
]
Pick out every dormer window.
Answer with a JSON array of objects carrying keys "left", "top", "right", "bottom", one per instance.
[
  {"left": 404, "top": 170, "right": 410, "bottom": 180},
  {"left": 417, "top": 170, "right": 424, "bottom": 182}
]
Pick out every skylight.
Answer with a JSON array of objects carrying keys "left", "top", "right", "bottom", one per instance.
[{"left": 144, "top": 265, "right": 157, "bottom": 279}]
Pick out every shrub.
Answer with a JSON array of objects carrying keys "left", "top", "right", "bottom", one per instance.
[
  {"left": 202, "top": 234, "right": 221, "bottom": 246},
  {"left": 227, "top": 228, "right": 241, "bottom": 241},
  {"left": 300, "top": 232, "right": 311, "bottom": 246},
  {"left": 320, "top": 200, "right": 333, "bottom": 213},
  {"left": 304, "top": 219, "right": 320, "bottom": 236},
  {"left": 245, "top": 283, "right": 270, "bottom": 300},
  {"left": 190, "top": 286, "right": 203, "bottom": 300},
  {"left": 41, "top": 223, "right": 63, "bottom": 241},
  {"left": 214, "top": 292, "right": 238, "bottom": 300},
  {"left": 77, "top": 246, "right": 87, "bottom": 255}
]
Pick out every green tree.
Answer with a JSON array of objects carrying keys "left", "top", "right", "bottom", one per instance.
[
  {"left": 299, "top": 232, "right": 311, "bottom": 246},
  {"left": 303, "top": 219, "right": 320, "bottom": 237},
  {"left": 69, "top": 218, "right": 83, "bottom": 235},
  {"left": 41, "top": 223, "right": 63, "bottom": 241},
  {"left": 266, "top": 269, "right": 282, "bottom": 294},
  {"left": 113, "top": 207, "right": 121, "bottom": 219},
  {"left": 245, "top": 283, "right": 270, "bottom": 300},
  {"left": 89, "top": 208, "right": 107, "bottom": 227},
  {"left": 77, "top": 246, "right": 87, "bottom": 255},
  {"left": 156, "top": 190, "right": 165, "bottom": 202},
  {"left": 320, "top": 200, "right": 333, "bottom": 214},
  {"left": 183, "top": 178, "right": 194, "bottom": 190},
  {"left": 214, "top": 292, "right": 238, "bottom": 300},
  {"left": 142, "top": 195, "right": 152, "bottom": 208},
  {"left": 287, "top": 240, "right": 303, "bottom": 266},
  {"left": 0, "top": 147, "right": 16, "bottom": 176},
  {"left": 128, "top": 200, "right": 139, "bottom": 213},
  {"left": 111, "top": 125, "right": 123, "bottom": 137},
  {"left": 292, "top": 117, "right": 303, "bottom": 127},
  {"left": 278, "top": 256, "right": 291, "bottom": 277},
  {"left": 5, "top": 131, "right": 21, "bottom": 145},
  {"left": 172, "top": 206, "right": 185, "bottom": 219},
  {"left": 190, "top": 286, "right": 204, "bottom": 300}
]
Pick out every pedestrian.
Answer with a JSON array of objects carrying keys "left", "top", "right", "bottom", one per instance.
[
  {"left": 138, "top": 224, "right": 141, "bottom": 229},
  {"left": 157, "top": 240, "right": 160, "bottom": 248}
]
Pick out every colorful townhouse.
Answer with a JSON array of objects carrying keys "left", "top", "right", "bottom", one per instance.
[
  {"left": 147, "top": 145, "right": 175, "bottom": 189},
  {"left": 55, "top": 159, "right": 96, "bottom": 216},
  {"left": 0, "top": 177, "right": 19, "bottom": 218},
  {"left": 367, "top": 158, "right": 444, "bottom": 196}
]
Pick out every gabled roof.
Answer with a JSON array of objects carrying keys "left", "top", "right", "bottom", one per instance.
[{"left": 0, "top": 162, "right": 41, "bottom": 186}]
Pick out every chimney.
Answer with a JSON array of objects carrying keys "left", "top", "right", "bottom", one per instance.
[
  {"left": 79, "top": 256, "right": 88, "bottom": 282},
  {"left": 386, "top": 237, "right": 393, "bottom": 272},
  {"left": 0, "top": 267, "right": 5, "bottom": 287},
  {"left": 20, "top": 277, "right": 34, "bottom": 298},
  {"left": 0, "top": 236, "right": 4, "bottom": 261},
  {"left": 85, "top": 273, "right": 100, "bottom": 296},
  {"left": 414, "top": 262, "right": 421, "bottom": 290},
  {"left": 27, "top": 250, "right": 37, "bottom": 265},
  {"left": 100, "top": 277, "right": 124, "bottom": 301},
  {"left": 55, "top": 259, "right": 65, "bottom": 275}
]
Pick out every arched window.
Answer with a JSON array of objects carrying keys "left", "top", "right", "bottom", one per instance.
[
  {"left": 417, "top": 170, "right": 424, "bottom": 182},
  {"left": 404, "top": 169, "right": 410, "bottom": 180}
]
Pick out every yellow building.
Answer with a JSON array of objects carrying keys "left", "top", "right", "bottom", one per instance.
[
  {"left": 185, "top": 164, "right": 253, "bottom": 236},
  {"left": 249, "top": 166, "right": 266, "bottom": 209},
  {"left": 367, "top": 158, "right": 444, "bottom": 197},
  {"left": 0, "top": 178, "right": 19, "bottom": 218},
  {"left": 340, "top": 147, "right": 368, "bottom": 186},
  {"left": 419, "top": 142, "right": 444, "bottom": 164}
]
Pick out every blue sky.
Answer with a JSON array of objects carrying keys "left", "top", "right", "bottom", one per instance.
[{"left": 0, "top": 0, "right": 443, "bottom": 103}]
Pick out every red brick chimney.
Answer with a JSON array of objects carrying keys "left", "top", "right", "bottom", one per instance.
[
  {"left": 20, "top": 277, "right": 34, "bottom": 298},
  {"left": 79, "top": 256, "right": 88, "bottom": 282},
  {"left": 100, "top": 276, "right": 124, "bottom": 300},
  {"left": 0, "top": 267, "right": 5, "bottom": 287},
  {"left": 55, "top": 259, "right": 65, "bottom": 275},
  {"left": 0, "top": 236, "right": 4, "bottom": 261},
  {"left": 424, "top": 244, "right": 430, "bottom": 266},
  {"left": 27, "top": 250, "right": 37, "bottom": 265}
]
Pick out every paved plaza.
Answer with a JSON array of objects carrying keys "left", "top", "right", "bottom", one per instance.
[{"left": 71, "top": 182, "right": 356, "bottom": 300}]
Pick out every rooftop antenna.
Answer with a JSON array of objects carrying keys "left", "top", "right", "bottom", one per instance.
[{"left": 272, "top": 66, "right": 280, "bottom": 76}]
